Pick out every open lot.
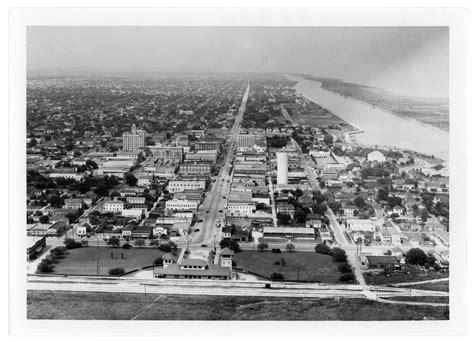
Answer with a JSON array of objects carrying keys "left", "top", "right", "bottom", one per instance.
[
  {"left": 27, "top": 291, "right": 449, "bottom": 320},
  {"left": 381, "top": 296, "right": 449, "bottom": 304},
  {"left": 397, "top": 281, "right": 449, "bottom": 292},
  {"left": 50, "top": 247, "right": 171, "bottom": 276},
  {"left": 364, "top": 270, "right": 449, "bottom": 286},
  {"left": 233, "top": 250, "right": 342, "bottom": 283}
]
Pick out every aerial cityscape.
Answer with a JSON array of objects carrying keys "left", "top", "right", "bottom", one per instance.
[{"left": 26, "top": 26, "right": 450, "bottom": 321}]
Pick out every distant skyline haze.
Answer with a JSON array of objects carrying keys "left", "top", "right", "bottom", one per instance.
[{"left": 27, "top": 26, "right": 449, "bottom": 98}]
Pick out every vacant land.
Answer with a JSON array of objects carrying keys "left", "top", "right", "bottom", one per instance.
[
  {"left": 364, "top": 271, "right": 449, "bottom": 286},
  {"left": 233, "top": 251, "right": 342, "bottom": 282},
  {"left": 382, "top": 296, "right": 449, "bottom": 304},
  {"left": 397, "top": 281, "right": 449, "bottom": 292},
  {"left": 50, "top": 247, "right": 171, "bottom": 276},
  {"left": 27, "top": 291, "right": 449, "bottom": 320}
]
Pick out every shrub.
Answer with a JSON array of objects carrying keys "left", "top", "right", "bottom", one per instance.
[
  {"left": 50, "top": 246, "right": 68, "bottom": 258},
  {"left": 37, "top": 260, "right": 54, "bottom": 273},
  {"left": 274, "top": 261, "right": 281, "bottom": 265},
  {"left": 270, "top": 272, "right": 284, "bottom": 280},
  {"left": 122, "top": 243, "right": 132, "bottom": 249},
  {"left": 64, "top": 238, "right": 82, "bottom": 250},
  {"left": 339, "top": 272, "right": 356, "bottom": 282},
  {"left": 286, "top": 242, "right": 295, "bottom": 252},
  {"left": 338, "top": 262, "right": 352, "bottom": 274},
  {"left": 257, "top": 242, "right": 269, "bottom": 251},
  {"left": 108, "top": 267, "right": 125, "bottom": 276},
  {"left": 154, "top": 257, "right": 163, "bottom": 265},
  {"left": 271, "top": 248, "right": 281, "bottom": 253},
  {"left": 158, "top": 244, "right": 172, "bottom": 253},
  {"left": 315, "top": 243, "right": 332, "bottom": 255},
  {"left": 134, "top": 238, "right": 145, "bottom": 248},
  {"left": 331, "top": 248, "right": 347, "bottom": 262}
]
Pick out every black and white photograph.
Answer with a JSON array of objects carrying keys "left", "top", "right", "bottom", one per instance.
[{"left": 6, "top": 3, "right": 471, "bottom": 339}]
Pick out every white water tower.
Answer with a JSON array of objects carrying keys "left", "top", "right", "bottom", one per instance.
[{"left": 276, "top": 152, "right": 288, "bottom": 185}]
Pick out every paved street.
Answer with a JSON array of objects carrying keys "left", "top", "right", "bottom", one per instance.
[{"left": 191, "top": 82, "right": 250, "bottom": 246}]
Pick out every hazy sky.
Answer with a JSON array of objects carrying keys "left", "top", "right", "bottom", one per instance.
[{"left": 27, "top": 26, "right": 449, "bottom": 98}]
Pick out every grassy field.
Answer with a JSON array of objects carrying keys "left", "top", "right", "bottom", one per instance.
[
  {"left": 363, "top": 271, "right": 449, "bottom": 286},
  {"left": 233, "top": 251, "right": 342, "bottom": 283},
  {"left": 50, "top": 247, "right": 170, "bottom": 276},
  {"left": 27, "top": 291, "right": 449, "bottom": 320},
  {"left": 397, "top": 281, "right": 449, "bottom": 292},
  {"left": 382, "top": 296, "right": 449, "bottom": 304}
]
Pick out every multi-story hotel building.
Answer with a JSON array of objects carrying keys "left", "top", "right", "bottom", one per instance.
[{"left": 122, "top": 124, "right": 145, "bottom": 151}]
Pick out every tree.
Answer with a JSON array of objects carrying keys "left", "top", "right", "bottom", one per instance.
[
  {"left": 338, "top": 262, "right": 352, "bottom": 273},
  {"left": 286, "top": 242, "right": 295, "bottom": 252},
  {"left": 270, "top": 272, "right": 284, "bottom": 280},
  {"left": 219, "top": 239, "right": 241, "bottom": 252},
  {"left": 377, "top": 188, "right": 389, "bottom": 202},
  {"left": 37, "top": 260, "right": 54, "bottom": 273},
  {"left": 315, "top": 243, "right": 332, "bottom": 255},
  {"left": 406, "top": 248, "right": 428, "bottom": 265},
  {"left": 331, "top": 248, "right": 347, "bottom": 262},
  {"left": 39, "top": 215, "right": 49, "bottom": 224},
  {"left": 420, "top": 209, "right": 429, "bottom": 222},
  {"left": 107, "top": 236, "right": 121, "bottom": 248},
  {"left": 277, "top": 213, "right": 291, "bottom": 225},
  {"left": 64, "top": 238, "right": 82, "bottom": 250},
  {"left": 125, "top": 173, "right": 138, "bottom": 186},
  {"left": 353, "top": 195, "right": 366, "bottom": 209},
  {"left": 327, "top": 199, "right": 341, "bottom": 213},
  {"left": 134, "top": 238, "right": 145, "bottom": 248},
  {"left": 27, "top": 138, "right": 37, "bottom": 148},
  {"left": 293, "top": 208, "right": 308, "bottom": 224},
  {"left": 257, "top": 242, "right": 269, "bottom": 252},
  {"left": 339, "top": 272, "right": 356, "bottom": 282},
  {"left": 149, "top": 239, "right": 160, "bottom": 248},
  {"left": 108, "top": 267, "right": 125, "bottom": 276}
]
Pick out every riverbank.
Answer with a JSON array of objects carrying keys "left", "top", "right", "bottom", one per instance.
[
  {"left": 284, "top": 74, "right": 449, "bottom": 161},
  {"left": 294, "top": 74, "right": 449, "bottom": 132}
]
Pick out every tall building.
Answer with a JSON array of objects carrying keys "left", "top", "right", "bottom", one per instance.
[
  {"left": 276, "top": 152, "right": 288, "bottom": 185},
  {"left": 122, "top": 124, "right": 145, "bottom": 151},
  {"left": 238, "top": 132, "right": 256, "bottom": 147}
]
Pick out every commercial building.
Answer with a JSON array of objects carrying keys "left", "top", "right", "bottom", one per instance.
[
  {"left": 103, "top": 200, "right": 124, "bottom": 213},
  {"left": 346, "top": 219, "right": 375, "bottom": 232},
  {"left": 238, "top": 132, "right": 256, "bottom": 147},
  {"left": 194, "top": 140, "right": 221, "bottom": 152},
  {"left": 97, "top": 160, "right": 134, "bottom": 178},
  {"left": 276, "top": 202, "right": 295, "bottom": 218},
  {"left": 179, "top": 161, "right": 212, "bottom": 175},
  {"left": 227, "top": 201, "right": 256, "bottom": 214},
  {"left": 64, "top": 198, "right": 83, "bottom": 210},
  {"left": 276, "top": 152, "right": 288, "bottom": 185},
  {"left": 168, "top": 178, "right": 207, "bottom": 193},
  {"left": 165, "top": 199, "right": 199, "bottom": 211},
  {"left": 122, "top": 124, "right": 145, "bottom": 151},
  {"left": 263, "top": 227, "right": 315, "bottom": 241},
  {"left": 185, "top": 150, "right": 218, "bottom": 163},
  {"left": 151, "top": 146, "right": 184, "bottom": 162}
]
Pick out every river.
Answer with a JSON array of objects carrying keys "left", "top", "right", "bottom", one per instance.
[{"left": 285, "top": 74, "right": 449, "bottom": 161}]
